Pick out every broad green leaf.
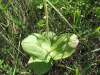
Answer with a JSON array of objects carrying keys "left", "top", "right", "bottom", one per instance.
[
  {"left": 21, "top": 33, "right": 51, "bottom": 60},
  {"left": 42, "top": 31, "right": 57, "bottom": 45},
  {"left": 50, "top": 33, "right": 79, "bottom": 60},
  {"left": 28, "top": 57, "right": 51, "bottom": 75}
]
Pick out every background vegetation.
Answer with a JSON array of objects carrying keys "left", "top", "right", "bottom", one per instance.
[{"left": 0, "top": 0, "right": 100, "bottom": 75}]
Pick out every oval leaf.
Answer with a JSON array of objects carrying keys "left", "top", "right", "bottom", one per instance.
[
  {"left": 21, "top": 33, "right": 51, "bottom": 60},
  {"left": 50, "top": 33, "right": 79, "bottom": 60},
  {"left": 28, "top": 57, "right": 51, "bottom": 75}
]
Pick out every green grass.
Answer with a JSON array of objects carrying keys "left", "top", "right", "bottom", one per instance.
[{"left": 0, "top": 0, "right": 100, "bottom": 75}]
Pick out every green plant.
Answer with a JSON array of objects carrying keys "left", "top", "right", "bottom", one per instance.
[
  {"left": 0, "top": 0, "right": 99, "bottom": 75},
  {"left": 21, "top": 32, "right": 79, "bottom": 75},
  {"left": 21, "top": 0, "right": 79, "bottom": 75},
  {"left": 0, "top": 59, "right": 19, "bottom": 75}
]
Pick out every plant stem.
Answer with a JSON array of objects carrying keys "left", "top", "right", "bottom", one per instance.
[{"left": 44, "top": 0, "right": 49, "bottom": 40}]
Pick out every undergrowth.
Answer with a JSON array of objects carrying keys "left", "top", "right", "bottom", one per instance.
[{"left": 0, "top": 0, "right": 100, "bottom": 75}]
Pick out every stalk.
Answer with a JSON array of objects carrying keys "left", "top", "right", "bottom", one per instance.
[{"left": 44, "top": 0, "right": 49, "bottom": 40}]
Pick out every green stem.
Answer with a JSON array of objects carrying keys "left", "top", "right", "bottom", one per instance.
[{"left": 44, "top": 0, "right": 49, "bottom": 40}]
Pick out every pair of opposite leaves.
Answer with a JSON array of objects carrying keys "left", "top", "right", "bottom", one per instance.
[{"left": 21, "top": 31, "right": 79, "bottom": 74}]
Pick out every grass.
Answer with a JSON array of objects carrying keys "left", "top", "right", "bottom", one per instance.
[{"left": 0, "top": 0, "right": 100, "bottom": 75}]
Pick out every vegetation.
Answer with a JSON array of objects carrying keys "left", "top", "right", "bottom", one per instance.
[{"left": 0, "top": 0, "right": 100, "bottom": 75}]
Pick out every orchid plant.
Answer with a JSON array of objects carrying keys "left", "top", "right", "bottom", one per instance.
[{"left": 21, "top": 0, "right": 79, "bottom": 75}]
